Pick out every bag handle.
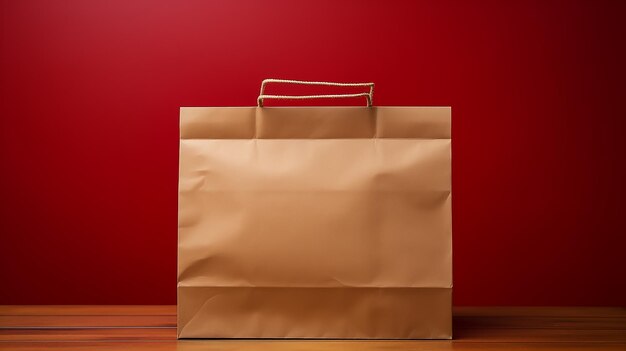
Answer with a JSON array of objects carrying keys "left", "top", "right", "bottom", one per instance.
[{"left": 257, "top": 79, "right": 374, "bottom": 107}]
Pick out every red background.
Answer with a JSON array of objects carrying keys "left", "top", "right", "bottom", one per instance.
[{"left": 1, "top": 0, "right": 624, "bottom": 305}]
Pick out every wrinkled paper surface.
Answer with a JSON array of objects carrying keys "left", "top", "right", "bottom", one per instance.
[{"left": 178, "top": 107, "right": 452, "bottom": 338}]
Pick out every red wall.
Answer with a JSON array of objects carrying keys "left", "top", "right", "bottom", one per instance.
[{"left": 1, "top": 0, "right": 624, "bottom": 305}]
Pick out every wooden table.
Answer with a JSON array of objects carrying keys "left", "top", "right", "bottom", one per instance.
[{"left": 0, "top": 306, "right": 624, "bottom": 350}]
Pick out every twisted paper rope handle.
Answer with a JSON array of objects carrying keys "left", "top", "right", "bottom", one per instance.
[{"left": 258, "top": 79, "right": 374, "bottom": 107}]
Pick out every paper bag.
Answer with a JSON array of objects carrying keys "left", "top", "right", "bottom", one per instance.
[{"left": 178, "top": 79, "right": 452, "bottom": 339}]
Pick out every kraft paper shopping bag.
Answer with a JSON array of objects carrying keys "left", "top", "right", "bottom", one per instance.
[{"left": 178, "top": 79, "right": 452, "bottom": 339}]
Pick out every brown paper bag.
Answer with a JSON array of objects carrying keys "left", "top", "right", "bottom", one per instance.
[{"left": 178, "top": 79, "right": 452, "bottom": 339}]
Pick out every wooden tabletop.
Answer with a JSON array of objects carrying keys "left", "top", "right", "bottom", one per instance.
[{"left": 0, "top": 306, "right": 624, "bottom": 350}]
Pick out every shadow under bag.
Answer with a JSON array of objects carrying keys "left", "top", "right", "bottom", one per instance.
[{"left": 177, "top": 79, "right": 452, "bottom": 339}]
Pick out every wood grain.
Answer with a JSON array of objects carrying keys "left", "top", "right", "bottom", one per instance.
[
  {"left": 0, "top": 306, "right": 176, "bottom": 316},
  {"left": 0, "top": 306, "right": 624, "bottom": 350}
]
